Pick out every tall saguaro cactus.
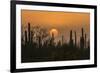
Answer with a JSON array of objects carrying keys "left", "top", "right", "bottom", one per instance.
[
  {"left": 69, "top": 30, "right": 73, "bottom": 47},
  {"left": 28, "top": 23, "right": 31, "bottom": 43},
  {"left": 80, "top": 28, "right": 85, "bottom": 49},
  {"left": 85, "top": 33, "right": 87, "bottom": 48},
  {"left": 74, "top": 31, "right": 77, "bottom": 47},
  {"left": 62, "top": 35, "right": 64, "bottom": 45},
  {"left": 25, "top": 30, "right": 28, "bottom": 44}
]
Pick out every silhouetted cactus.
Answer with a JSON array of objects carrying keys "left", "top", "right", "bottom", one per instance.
[
  {"left": 57, "top": 40, "right": 61, "bottom": 47},
  {"left": 30, "top": 31, "right": 33, "bottom": 44},
  {"left": 21, "top": 25, "right": 24, "bottom": 45},
  {"left": 69, "top": 30, "right": 74, "bottom": 48},
  {"left": 50, "top": 32, "right": 55, "bottom": 46},
  {"left": 62, "top": 35, "right": 64, "bottom": 45},
  {"left": 74, "top": 31, "right": 77, "bottom": 47},
  {"left": 25, "top": 30, "right": 28, "bottom": 44},
  {"left": 38, "top": 36, "right": 41, "bottom": 48},
  {"left": 85, "top": 33, "right": 87, "bottom": 48},
  {"left": 87, "top": 39, "right": 90, "bottom": 49},
  {"left": 80, "top": 28, "right": 85, "bottom": 49},
  {"left": 28, "top": 23, "right": 31, "bottom": 43},
  {"left": 47, "top": 33, "right": 54, "bottom": 47}
]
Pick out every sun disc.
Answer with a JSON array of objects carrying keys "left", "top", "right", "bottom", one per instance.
[{"left": 50, "top": 28, "right": 58, "bottom": 37}]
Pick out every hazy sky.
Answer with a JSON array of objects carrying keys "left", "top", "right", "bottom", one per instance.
[{"left": 21, "top": 10, "right": 90, "bottom": 43}]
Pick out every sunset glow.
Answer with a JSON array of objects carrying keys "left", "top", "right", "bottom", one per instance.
[
  {"left": 50, "top": 29, "right": 59, "bottom": 37},
  {"left": 21, "top": 10, "right": 90, "bottom": 43}
]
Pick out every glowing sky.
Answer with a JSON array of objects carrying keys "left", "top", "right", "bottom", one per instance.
[{"left": 21, "top": 10, "right": 90, "bottom": 43}]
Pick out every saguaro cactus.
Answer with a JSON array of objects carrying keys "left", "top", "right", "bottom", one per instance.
[
  {"left": 85, "top": 33, "right": 87, "bottom": 48},
  {"left": 74, "top": 31, "right": 77, "bottom": 47},
  {"left": 69, "top": 30, "right": 73, "bottom": 47},
  {"left": 80, "top": 28, "right": 85, "bottom": 49},
  {"left": 28, "top": 23, "right": 31, "bottom": 43},
  {"left": 62, "top": 35, "right": 64, "bottom": 45},
  {"left": 25, "top": 30, "right": 28, "bottom": 44}
]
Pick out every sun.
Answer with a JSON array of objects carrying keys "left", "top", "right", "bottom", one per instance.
[{"left": 50, "top": 28, "right": 58, "bottom": 37}]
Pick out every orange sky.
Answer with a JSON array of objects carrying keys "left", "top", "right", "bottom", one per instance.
[{"left": 21, "top": 10, "right": 90, "bottom": 43}]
